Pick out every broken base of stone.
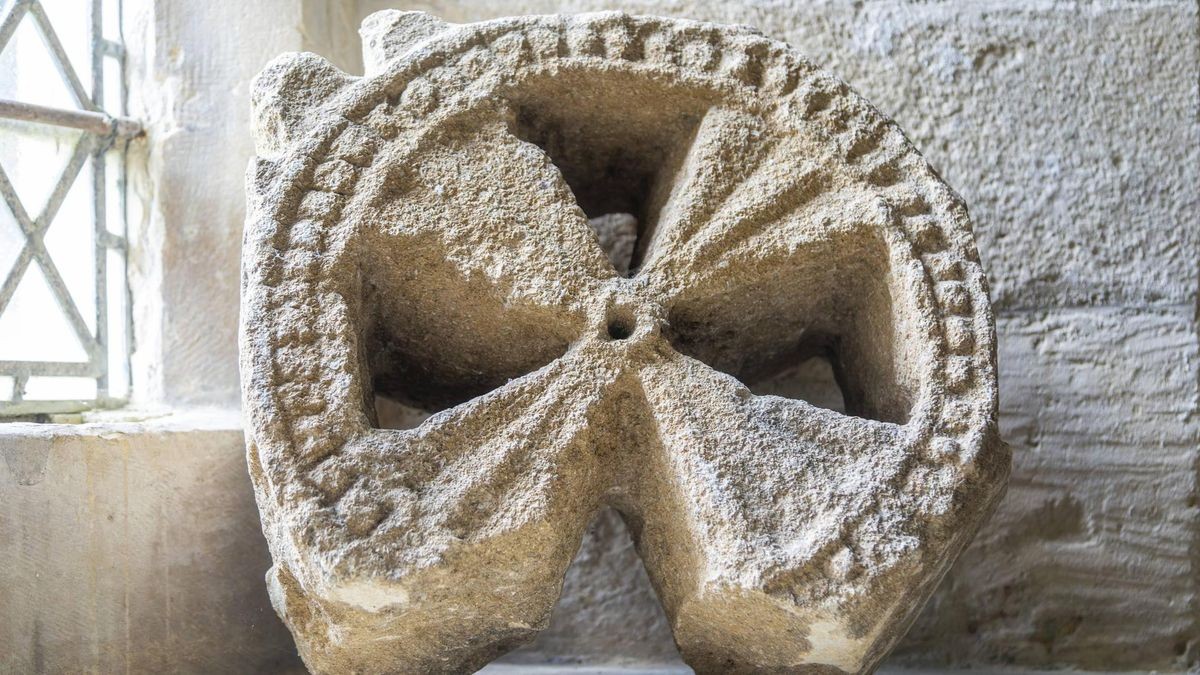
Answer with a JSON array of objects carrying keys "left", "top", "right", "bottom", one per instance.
[{"left": 241, "top": 9, "right": 1009, "bottom": 674}]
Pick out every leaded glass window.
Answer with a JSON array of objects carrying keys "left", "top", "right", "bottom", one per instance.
[{"left": 0, "top": 0, "right": 140, "bottom": 417}]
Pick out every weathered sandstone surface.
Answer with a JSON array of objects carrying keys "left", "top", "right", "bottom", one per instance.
[{"left": 241, "top": 11, "right": 1008, "bottom": 673}]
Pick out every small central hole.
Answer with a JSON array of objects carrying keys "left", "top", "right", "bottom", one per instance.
[{"left": 606, "top": 319, "right": 633, "bottom": 341}]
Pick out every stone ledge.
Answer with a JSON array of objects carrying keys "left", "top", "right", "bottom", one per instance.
[
  {"left": 0, "top": 410, "right": 300, "bottom": 673},
  {"left": 0, "top": 407, "right": 243, "bottom": 437}
]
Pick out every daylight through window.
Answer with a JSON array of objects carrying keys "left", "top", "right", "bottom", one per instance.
[{"left": 0, "top": 0, "right": 140, "bottom": 417}]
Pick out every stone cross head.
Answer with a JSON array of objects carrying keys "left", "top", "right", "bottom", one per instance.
[{"left": 241, "top": 11, "right": 1009, "bottom": 674}]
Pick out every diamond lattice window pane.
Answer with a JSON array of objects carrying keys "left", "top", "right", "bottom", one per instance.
[
  {"left": 0, "top": 0, "right": 136, "bottom": 413},
  {"left": 0, "top": 262, "right": 90, "bottom": 363},
  {"left": 38, "top": 0, "right": 93, "bottom": 100},
  {"left": 0, "top": 117, "right": 85, "bottom": 218},
  {"left": 102, "top": 0, "right": 120, "bottom": 42},
  {"left": 106, "top": 247, "right": 128, "bottom": 398},
  {"left": 42, "top": 160, "right": 96, "bottom": 333},
  {"left": 0, "top": 193, "right": 21, "bottom": 284},
  {"left": 23, "top": 375, "right": 96, "bottom": 401},
  {"left": 104, "top": 150, "right": 124, "bottom": 236},
  {"left": 0, "top": 13, "right": 81, "bottom": 109},
  {"left": 103, "top": 55, "right": 122, "bottom": 113}
]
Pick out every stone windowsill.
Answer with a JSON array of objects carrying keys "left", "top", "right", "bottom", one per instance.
[{"left": 0, "top": 406, "right": 242, "bottom": 433}]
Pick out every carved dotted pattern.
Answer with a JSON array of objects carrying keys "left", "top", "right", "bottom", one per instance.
[{"left": 244, "top": 14, "right": 997, "bottom": 548}]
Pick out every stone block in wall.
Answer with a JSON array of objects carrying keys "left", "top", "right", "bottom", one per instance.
[
  {"left": 0, "top": 419, "right": 302, "bottom": 674},
  {"left": 377, "top": 0, "right": 1199, "bottom": 310},
  {"left": 899, "top": 307, "right": 1199, "bottom": 670}
]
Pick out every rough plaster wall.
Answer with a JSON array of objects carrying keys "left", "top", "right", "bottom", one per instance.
[
  {"left": 356, "top": 0, "right": 1200, "bottom": 669},
  {"left": 904, "top": 308, "right": 1198, "bottom": 668},
  {"left": 0, "top": 419, "right": 302, "bottom": 673}
]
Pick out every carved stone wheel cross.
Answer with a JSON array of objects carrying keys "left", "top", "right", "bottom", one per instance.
[{"left": 242, "top": 11, "right": 1009, "bottom": 674}]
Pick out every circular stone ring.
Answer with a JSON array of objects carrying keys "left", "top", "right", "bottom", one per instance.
[{"left": 241, "top": 11, "right": 1009, "bottom": 674}]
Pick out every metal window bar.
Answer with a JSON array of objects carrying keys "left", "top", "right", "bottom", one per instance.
[{"left": 0, "top": 0, "right": 141, "bottom": 417}]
